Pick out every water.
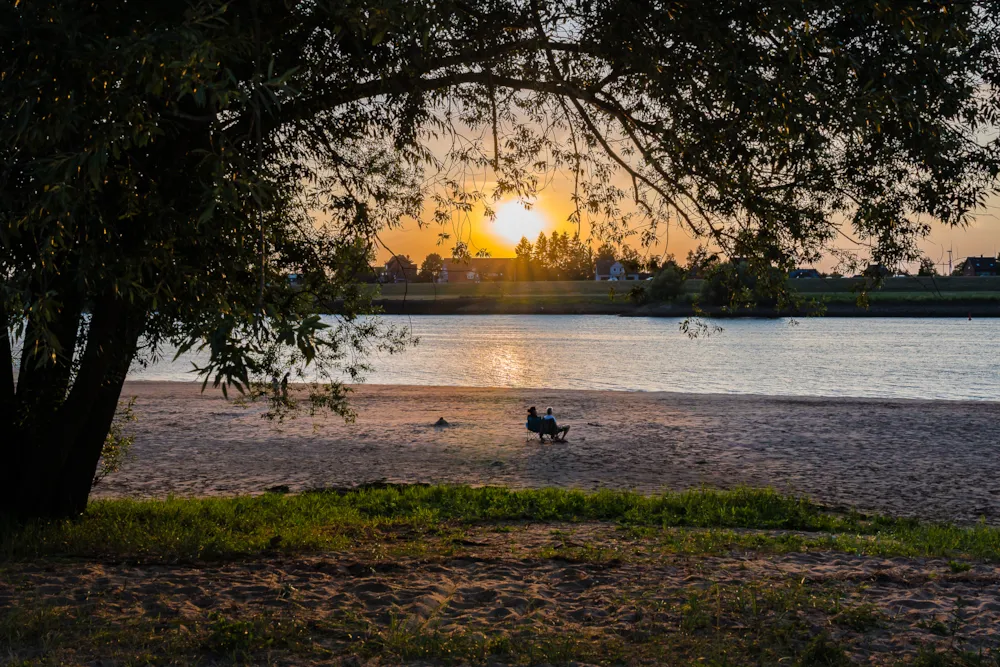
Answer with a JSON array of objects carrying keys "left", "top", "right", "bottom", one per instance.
[{"left": 130, "top": 315, "right": 999, "bottom": 401}]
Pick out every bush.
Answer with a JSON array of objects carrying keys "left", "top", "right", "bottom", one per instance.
[
  {"left": 92, "top": 397, "right": 138, "bottom": 487},
  {"left": 700, "top": 261, "right": 785, "bottom": 308},
  {"left": 648, "top": 263, "right": 686, "bottom": 301},
  {"left": 626, "top": 284, "right": 649, "bottom": 305}
]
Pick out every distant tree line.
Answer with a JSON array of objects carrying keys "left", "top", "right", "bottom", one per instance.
[{"left": 513, "top": 232, "right": 594, "bottom": 281}]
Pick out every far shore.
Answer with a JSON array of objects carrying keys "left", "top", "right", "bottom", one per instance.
[
  {"left": 373, "top": 296, "right": 1000, "bottom": 317},
  {"left": 102, "top": 382, "right": 1000, "bottom": 525},
  {"left": 357, "top": 276, "right": 1000, "bottom": 317}
]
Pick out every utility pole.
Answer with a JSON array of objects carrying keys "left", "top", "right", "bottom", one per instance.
[{"left": 947, "top": 248, "right": 953, "bottom": 275}]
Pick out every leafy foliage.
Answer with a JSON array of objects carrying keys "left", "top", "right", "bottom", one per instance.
[
  {"left": 512, "top": 231, "right": 593, "bottom": 280},
  {"left": 648, "top": 261, "right": 687, "bottom": 302},
  {"left": 919, "top": 257, "right": 940, "bottom": 277},
  {"left": 92, "top": 398, "right": 138, "bottom": 488},
  {"left": 1, "top": 0, "right": 999, "bottom": 515},
  {"left": 417, "top": 253, "right": 444, "bottom": 282}
]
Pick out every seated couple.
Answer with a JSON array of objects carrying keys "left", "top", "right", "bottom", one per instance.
[{"left": 525, "top": 406, "right": 570, "bottom": 441}]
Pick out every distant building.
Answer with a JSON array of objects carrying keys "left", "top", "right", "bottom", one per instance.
[
  {"left": 789, "top": 268, "right": 822, "bottom": 279},
  {"left": 382, "top": 255, "right": 418, "bottom": 283},
  {"left": 595, "top": 260, "right": 639, "bottom": 281},
  {"left": 959, "top": 256, "right": 998, "bottom": 277},
  {"left": 438, "top": 257, "right": 515, "bottom": 283}
]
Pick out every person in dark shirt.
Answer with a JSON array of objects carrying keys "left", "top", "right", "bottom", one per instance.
[{"left": 542, "top": 407, "right": 570, "bottom": 440}]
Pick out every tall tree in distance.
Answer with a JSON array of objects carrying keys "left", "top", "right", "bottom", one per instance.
[
  {"left": 563, "top": 233, "right": 594, "bottom": 280},
  {"left": 532, "top": 232, "right": 551, "bottom": 281},
  {"left": 418, "top": 253, "right": 444, "bottom": 283},
  {"left": 514, "top": 237, "right": 534, "bottom": 281},
  {"left": 917, "top": 257, "right": 939, "bottom": 277}
]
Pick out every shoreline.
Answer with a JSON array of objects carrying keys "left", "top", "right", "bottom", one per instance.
[
  {"left": 123, "top": 379, "right": 1000, "bottom": 405},
  {"left": 102, "top": 382, "right": 1000, "bottom": 524}
]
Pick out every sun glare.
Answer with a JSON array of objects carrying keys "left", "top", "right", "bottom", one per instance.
[{"left": 490, "top": 200, "right": 547, "bottom": 246}]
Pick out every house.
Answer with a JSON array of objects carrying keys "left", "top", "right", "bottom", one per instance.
[
  {"left": 595, "top": 260, "right": 640, "bottom": 281},
  {"left": 382, "top": 255, "right": 418, "bottom": 283},
  {"left": 960, "top": 256, "right": 999, "bottom": 277},
  {"left": 789, "top": 268, "right": 822, "bottom": 279},
  {"left": 438, "top": 257, "right": 515, "bottom": 283}
]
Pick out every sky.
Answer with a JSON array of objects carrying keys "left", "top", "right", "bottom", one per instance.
[{"left": 377, "top": 172, "right": 1000, "bottom": 274}]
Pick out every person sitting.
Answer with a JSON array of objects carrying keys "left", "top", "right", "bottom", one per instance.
[
  {"left": 542, "top": 407, "right": 570, "bottom": 441},
  {"left": 526, "top": 406, "right": 545, "bottom": 439}
]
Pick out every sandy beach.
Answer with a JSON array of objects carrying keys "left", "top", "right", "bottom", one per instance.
[{"left": 101, "top": 382, "right": 1000, "bottom": 524}]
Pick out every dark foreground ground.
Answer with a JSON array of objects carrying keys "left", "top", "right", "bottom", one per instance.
[{"left": 5, "top": 487, "right": 1000, "bottom": 666}]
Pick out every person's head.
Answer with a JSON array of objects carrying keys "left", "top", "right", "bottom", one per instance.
[
  {"left": 546, "top": 407, "right": 553, "bottom": 415},
  {"left": 528, "top": 406, "right": 537, "bottom": 415}
]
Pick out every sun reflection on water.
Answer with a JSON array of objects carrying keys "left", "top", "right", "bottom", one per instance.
[{"left": 482, "top": 342, "right": 532, "bottom": 387}]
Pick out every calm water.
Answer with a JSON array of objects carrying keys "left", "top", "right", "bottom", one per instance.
[{"left": 131, "top": 315, "right": 999, "bottom": 402}]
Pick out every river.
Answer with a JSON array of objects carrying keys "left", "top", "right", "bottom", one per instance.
[{"left": 131, "top": 315, "right": 999, "bottom": 402}]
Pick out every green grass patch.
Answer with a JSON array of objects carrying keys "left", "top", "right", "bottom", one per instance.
[{"left": 3, "top": 486, "right": 1000, "bottom": 563}]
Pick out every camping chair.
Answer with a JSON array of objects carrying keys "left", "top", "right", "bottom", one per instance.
[
  {"left": 526, "top": 415, "right": 562, "bottom": 442},
  {"left": 526, "top": 415, "right": 543, "bottom": 441}
]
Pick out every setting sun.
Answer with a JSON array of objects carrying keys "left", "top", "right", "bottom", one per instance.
[{"left": 490, "top": 199, "right": 547, "bottom": 245}]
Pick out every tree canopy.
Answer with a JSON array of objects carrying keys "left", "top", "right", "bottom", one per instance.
[{"left": 2, "top": 0, "right": 999, "bottom": 517}]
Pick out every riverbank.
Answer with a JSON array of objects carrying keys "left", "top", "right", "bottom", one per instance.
[
  {"left": 370, "top": 277, "right": 1000, "bottom": 316},
  {"left": 99, "top": 383, "right": 1000, "bottom": 524}
]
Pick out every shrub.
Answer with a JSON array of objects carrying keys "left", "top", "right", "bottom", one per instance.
[
  {"left": 648, "top": 263, "right": 686, "bottom": 301},
  {"left": 700, "top": 261, "right": 786, "bottom": 308},
  {"left": 626, "top": 284, "right": 649, "bottom": 305},
  {"left": 93, "top": 397, "right": 138, "bottom": 487}
]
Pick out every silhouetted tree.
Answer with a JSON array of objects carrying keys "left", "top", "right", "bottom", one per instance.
[
  {"left": 418, "top": 253, "right": 444, "bottom": 282},
  {"left": 532, "top": 232, "right": 551, "bottom": 281},
  {"left": 4, "top": 0, "right": 998, "bottom": 518},
  {"left": 514, "top": 237, "right": 535, "bottom": 281},
  {"left": 685, "top": 246, "right": 721, "bottom": 279},
  {"left": 649, "top": 259, "right": 687, "bottom": 301}
]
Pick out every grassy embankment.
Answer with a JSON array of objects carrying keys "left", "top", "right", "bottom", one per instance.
[
  {"left": 5, "top": 486, "right": 1000, "bottom": 665},
  {"left": 371, "top": 276, "right": 1000, "bottom": 315}
]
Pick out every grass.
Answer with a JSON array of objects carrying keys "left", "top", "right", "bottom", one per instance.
[
  {"left": 6, "top": 486, "right": 1000, "bottom": 665},
  {"left": 4, "top": 485, "right": 1000, "bottom": 563}
]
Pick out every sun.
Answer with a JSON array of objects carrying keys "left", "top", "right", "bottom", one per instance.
[{"left": 490, "top": 200, "right": 547, "bottom": 245}]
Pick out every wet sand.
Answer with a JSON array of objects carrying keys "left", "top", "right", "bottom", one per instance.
[{"left": 98, "top": 382, "right": 1000, "bottom": 524}]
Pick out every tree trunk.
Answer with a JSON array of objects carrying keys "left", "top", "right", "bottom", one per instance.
[{"left": 0, "top": 294, "right": 143, "bottom": 520}]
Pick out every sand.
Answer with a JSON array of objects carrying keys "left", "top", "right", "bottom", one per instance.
[{"left": 99, "top": 382, "right": 1000, "bottom": 524}]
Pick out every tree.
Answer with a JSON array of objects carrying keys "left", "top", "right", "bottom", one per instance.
[
  {"left": 542, "top": 231, "right": 570, "bottom": 279},
  {"left": 532, "top": 232, "right": 551, "bottom": 281},
  {"left": 685, "top": 246, "right": 721, "bottom": 279},
  {"left": 563, "top": 234, "right": 594, "bottom": 281},
  {"left": 513, "top": 237, "right": 534, "bottom": 281},
  {"left": 619, "top": 246, "right": 642, "bottom": 275},
  {"left": 595, "top": 243, "right": 617, "bottom": 266},
  {"left": 649, "top": 260, "right": 687, "bottom": 302},
  {"left": 418, "top": 253, "right": 444, "bottom": 283},
  {"left": 3, "top": 0, "right": 998, "bottom": 518},
  {"left": 917, "top": 257, "right": 939, "bottom": 277}
]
